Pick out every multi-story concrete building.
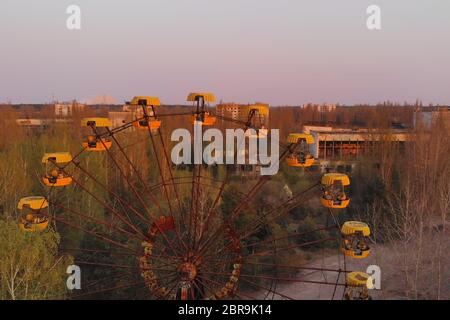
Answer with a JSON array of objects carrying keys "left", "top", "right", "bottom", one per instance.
[
  {"left": 299, "top": 125, "right": 413, "bottom": 173},
  {"left": 54, "top": 100, "right": 85, "bottom": 117},
  {"left": 303, "top": 125, "right": 410, "bottom": 160},
  {"left": 300, "top": 103, "right": 337, "bottom": 112},
  {"left": 413, "top": 106, "right": 450, "bottom": 129},
  {"left": 108, "top": 111, "right": 132, "bottom": 128}
]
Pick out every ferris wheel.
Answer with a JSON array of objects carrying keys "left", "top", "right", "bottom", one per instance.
[{"left": 17, "top": 93, "right": 373, "bottom": 300}]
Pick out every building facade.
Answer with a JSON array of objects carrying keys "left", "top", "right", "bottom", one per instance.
[
  {"left": 54, "top": 100, "right": 86, "bottom": 117},
  {"left": 300, "top": 103, "right": 337, "bottom": 112}
]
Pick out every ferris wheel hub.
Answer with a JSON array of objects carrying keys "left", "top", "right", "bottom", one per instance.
[{"left": 178, "top": 262, "right": 198, "bottom": 281}]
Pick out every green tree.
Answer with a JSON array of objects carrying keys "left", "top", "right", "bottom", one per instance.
[{"left": 0, "top": 219, "right": 72, "bottom": 300}]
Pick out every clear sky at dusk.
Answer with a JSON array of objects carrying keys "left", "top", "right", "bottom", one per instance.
[{"left": 0, "top": 0, "right": 449, "bottom": 105}]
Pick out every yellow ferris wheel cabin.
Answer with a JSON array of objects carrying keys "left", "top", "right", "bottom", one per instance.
[
  {"left": 17, "top": 196, "right": 49, "bottom": 232},
  {"left": 130, "top": 96, "right": 161, "bottom": 106},
  {"left": 17, "top": 196, "right": 49, "bottom": 210},
  {"left": 321, "top": 173, "right": 351, "bottom": 209},
  {"left": 248, "top": 103, "right": 270, "bottom": 117},
  {"left": 42, "top": 152, "right": 73, "bottom": 187},
  {"left": 82, "top": 136, "right": 113, "bottom": 151},
  {"left": 81, "top": 117, "right": 112, "bottom": 128},
  {"left": 81, "top": 118, "right": 112, "bottom": 151},
  {"left": 188, "top": 92, "right": 217, "bottom": 126},
  {"left": 286, "top": 133, "right": 315, "bottom": 167},
  {"left": 344, "top": 271, "right": 372, "bottom": 300},
  {"left": 129, "top": 96, "right": 162, "bottom": 130},
  {"left": 341, "top": 221, "right": 371, "bottom": 259},
  {"left": 346, "top": 271, "right": 371, "bottom": 288},
  {"left": 187, "top": 92, "right": 216, "bottom": 103}
]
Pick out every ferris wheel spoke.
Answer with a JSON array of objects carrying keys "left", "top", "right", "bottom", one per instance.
[
  {"left": 52, "top": 162, "right": 152, "bottom": 233},
  {"left": 196, "top": 275, "right": 256, "bottom": 300},
  {"left": 150, "top": 253, "right": 183, "bottom": 264},
  {"left": 59, "top": 145, "right": 88, "bottom": 171},
  {"left": 67, "top": 160, "right": 184, "bottom": 259},
  {"left": 242, "top": 261, "right": 348, "bottom": 274},
  {"left": 155, "top": 277, "right": 180, "bottom": 300},
  {"left": 187, "top": 165, "right": 197, "bottom": 251},
  {"left": 141, "top": 108, "right": 174, "bottom": 215},
  {"left": 201, "top": 270, "right": 346, "bottom": 288},
  {"left": 139, "top": 108, "right": 190, "bottom": 254},
  {"left": 60, "top": 247, "right": 135, "bottom": 257},
  {"left": 240, "top": 225, "right": 337, "bottom": 250},
  {"left": 192, "top": 277, "right": 215, "bottom": 300},
  {"left": 82, "top": 271, "right": 136, "bottom": 291},
  {"left": 196, "top": 175, "right": 273, "bottom": 257},
  {"left": 144, "top": 271, "right": 180, "bottom": 299},
  {"left": 69, "top": 280, "right": 147, "bottom": 299},
  {"left": 105, "top": 127, "right": 165, "bottom": 215},
  {"left": 191, "top": 216, "right": 228, "bottom": 261},
  {"left": 198, "top": 256, "right": 349, "bottom": 279},
  {"left": 191, "top": 185, "right": 254, "bottom": 260},
  {"left": 51, "top": 201, "right": 145, "bottom": 241},
  {"left": 91, "top": 126, "right": 163, "bottom": 223},
  {"left": 212, "top": 113, "right": 248, "bottom": 128},
  {"left": 202, "top": 235, "right": 330, "bottom": 264},
  {"left": 330, "top": 269, "right": 343, "bottom": 300},
  {"left": 229, "top": 176, "right": 270, "bottom": 222},
  {"left": 239, "top": 277, "right": 294, "bottom": 300},
  {"left": 196, "top": 242, "right": 240, "bottom": 266},
  {"left": 190, "top": 277, "right": 209, "bottom": 300},
  {"left": 75, "top": 260, "right": 175, "bottom": 273},
  {"left": 195, "top": 169, "right": 230, "bottom": 251},
  {"left": 156, "top": 127, "right": 183, "bottom": 215},
  {"left": 191, "top": 161, "right": 204, "bottom": 251},
  {"left": 234, "top": 182, "right": 321, "bottom": 243},
  {"left": 53, "top": 216, "right": 141, "bottom": 255},
  {"left": 138, "top": 250, "right": 181, "bottom": 270},
  {"left": 228, "top": 147, "right": 291, "bottom": 222},
  {"left": 244, "top": 237, "right": 336, "bottom": 258},
  {"left": 61, "top": 247, "right": 153, "bottom": 264}
]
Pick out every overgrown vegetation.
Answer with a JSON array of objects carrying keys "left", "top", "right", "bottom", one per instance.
[{"left": 0, "top": 104, "right": 448, "bottom": 299}]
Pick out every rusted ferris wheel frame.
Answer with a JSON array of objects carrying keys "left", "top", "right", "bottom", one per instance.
[{"left": 41, "top": 101, "right": 350, "bottom": 300}]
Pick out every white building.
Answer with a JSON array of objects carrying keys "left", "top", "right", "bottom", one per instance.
[
  {"left": 300, "top": 103, "right": 337, "bottom": 112},
  {"left": 54, "top": 101, "right": 85, "bottom": 117}
]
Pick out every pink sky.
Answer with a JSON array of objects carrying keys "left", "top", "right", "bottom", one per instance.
[{"left": 1, "top": 0, "right": 449, "bottom": 105}]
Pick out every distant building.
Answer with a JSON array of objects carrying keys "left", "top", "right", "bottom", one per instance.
[
  {"left": 303, "top": 125, "right": 410, "bottom": 160},
  {"left": 300, "top": 103, "right": 337, "bottom": 112},
  {"left": 16, "top": 118, "right": 72, "bottom": 129},
  {"left": 122, "top": 103, "right": 137, "bottom": 113},
  {"left": 413, "top": 106, "right": 450, "bottom": 129},
  {"left": 54, "top": 100, "right": 85, "bottom": 117},
  {"left": 108, "top": 111, "right": 132, "bottom": 128},
  {"left": 216, "top": 103, "right": 269, "bottom": 127}
]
